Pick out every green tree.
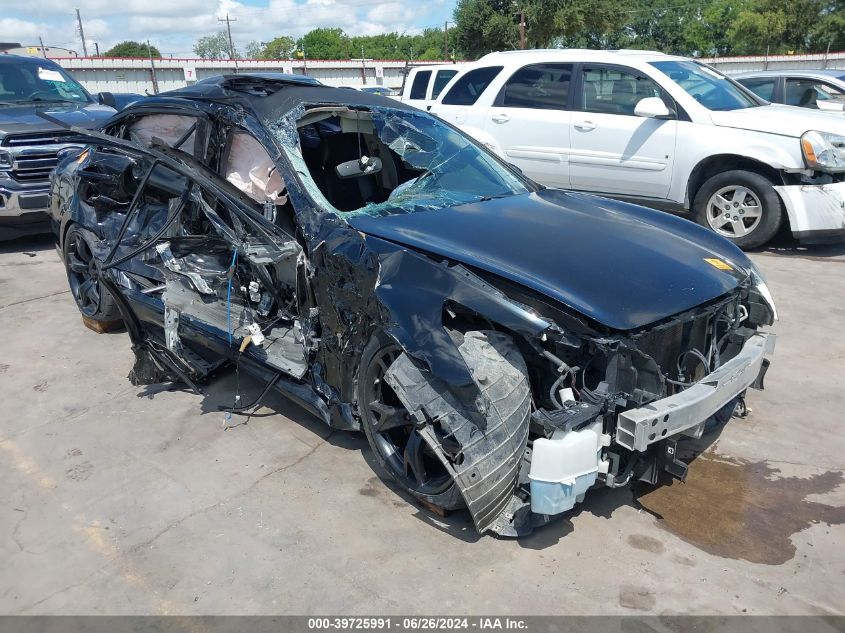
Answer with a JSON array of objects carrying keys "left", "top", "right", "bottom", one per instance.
[
  {"left": 607, "top": 0, "right": 702, "bottom": 54},
  {"left": 193, "top": 32, "right": 236, "bottom": 59},
  {"left": 244, "top": 37, "right": 296, "bottom": 59},
  {"left": 728, "top": 0, "right": 831, "bottom": 54},
  {"left": 453, "top": 0, "right": 632, "bottom": 58},
  {"left": 682, "top": 0, "right": 747, "bottom": 56},
  {"left": 811, "top": 0, "right": 845, "bottom": 51},
  {"left": 244, "top": 41, "right": 264, "bottom": 59},
  {"left": 453, "top": 0, "right": 520, "bottom": 59},
  {"left": 103, "top": 41, "right": 160, "bottom": 58},
  {"left": 301, "top": 28, "right": 350, "bottom": 59},
  {"left": 263, "top": 36, "right": 297, "bottom": 59},
  {"left": 531, "top": 0, "right": 633, "bottom": 48}
]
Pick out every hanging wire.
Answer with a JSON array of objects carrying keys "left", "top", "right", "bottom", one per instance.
[{"left": 226, "top": 248, "right": 238, "bottom": 345}]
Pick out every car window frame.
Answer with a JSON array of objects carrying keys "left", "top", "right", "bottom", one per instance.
[
  {"left": 492, "top": 62, "right": 576, "bottom": 111},
  {"left": 573, "top": 62, "right": 681, "bottom": 120},
  {"left": 783, "top": 77, "right": 845, "bottom": 105},
  {"left": 440, "top": 65, "right": 504, "bottom": 107},
  {"left": 409, "top": 70, "right": 432, "bottom": 101},
  {"left": 737, "top": 76, "right": 778, "bottom": 102},
  {"left": 431, "top": 68, "right": 459, "bottom": 100},
  {"left": 104, "top": 107, "right": 211, "bottom": 164}
]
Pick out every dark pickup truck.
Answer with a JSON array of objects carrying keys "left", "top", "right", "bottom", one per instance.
[{"left": 0, "top": 54, "right": 116, "bottom": 239}]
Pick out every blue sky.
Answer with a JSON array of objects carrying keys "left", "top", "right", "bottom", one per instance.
[{"left": 0, "top": 0, "right": 455, "bottom": 58}]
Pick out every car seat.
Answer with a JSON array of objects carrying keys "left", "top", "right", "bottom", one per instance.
[
  {"left": 798, "top": 88, "right": 819, "bottom": 109},
  {"left": 611, "top": 80, "right": 637, "bottom": 114}
]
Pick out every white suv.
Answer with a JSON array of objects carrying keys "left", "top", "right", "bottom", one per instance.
[
  {"left": 397, "top": 64, "right": 465, "bottom": 111},
  {"left": 430, "top": 50, "right": 845, "bottom": 249}
]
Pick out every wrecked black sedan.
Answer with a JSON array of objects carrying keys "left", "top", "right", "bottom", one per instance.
[{"left": 48, "top": 74, "right": 777, "bottom": 536}]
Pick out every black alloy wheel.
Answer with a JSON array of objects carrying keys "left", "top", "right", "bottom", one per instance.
[
  {"left": 63, "top": 225, "right": 119, "bottom": 322},
  {"left": 359, "top": 338, "right": 458, "bottom": 504}
]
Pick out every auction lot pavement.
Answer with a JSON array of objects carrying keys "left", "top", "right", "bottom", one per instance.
[{"left": 1, "top": 234, "right": 843, "bottom": 615}]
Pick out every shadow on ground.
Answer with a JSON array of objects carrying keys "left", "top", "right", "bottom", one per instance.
[{"left": 0, "top": 234, "right": 56, "bottom": 256}]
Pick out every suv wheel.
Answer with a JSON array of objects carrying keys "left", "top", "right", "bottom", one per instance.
[{"left": 693, "top": 170, "right": 783, "bottom": 250}]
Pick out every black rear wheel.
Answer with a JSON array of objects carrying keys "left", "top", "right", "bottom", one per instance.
[{"left": 63, "top": 224, "right": 120, "bottom": 322}]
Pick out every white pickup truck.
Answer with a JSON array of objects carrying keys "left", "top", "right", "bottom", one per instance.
[
  {"left": 431, "top": 50, "right": 845, "bottom": 249},
  {"left": 397, "top": 64, "right": 464, "bottom": 111}
]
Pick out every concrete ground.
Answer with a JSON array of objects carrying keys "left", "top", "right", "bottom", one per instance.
[{"left": 1, "top": 234, "right": 843, "bottom": 616}]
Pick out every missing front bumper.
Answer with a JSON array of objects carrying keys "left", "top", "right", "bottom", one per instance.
[
  {"left": 774, "top": 182, "right": 845, "bottom": 243},
  {"left": 616, "top": 332, "right": 775, "bottom": 452}
]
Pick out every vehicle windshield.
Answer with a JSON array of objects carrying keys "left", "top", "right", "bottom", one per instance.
[
  {"left": 0, "top": 62, "right": 91, "bottom": 105},
  {"left": 650, "top": 60, "right": 760, "bottom": 111},
  {"left": 279, "top": 106, "right": 530, "bottom": 217}
]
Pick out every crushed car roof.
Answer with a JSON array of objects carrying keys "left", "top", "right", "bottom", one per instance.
[{"left": 162, "top": 74, "right": 416, "bottom": 121}]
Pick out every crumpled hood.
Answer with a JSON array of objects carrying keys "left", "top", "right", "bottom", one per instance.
[
  {"left": 0, "top": 102, "right": 115, "bottom": 138},
  {"left": 710, "top": 104, "right": 845, "bottom": 137},
  {"left": 349, "top": 189, "right": 753, "bottom": 331}
]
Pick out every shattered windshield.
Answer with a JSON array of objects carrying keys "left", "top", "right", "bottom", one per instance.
[{"left": 275, "top": 105, "right": 530, "bottom": 217}]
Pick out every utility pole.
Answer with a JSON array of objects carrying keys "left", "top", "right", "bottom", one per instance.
[
  {"left": 218, "top": 14, "right": 237, "bottom": 59},
  {"left": 518, "top": 10, "right": 526, "bottom": 50},
  {"left": 38, "top": 35, "right": 47, "bottom": 58},
  {"left": 147, "top": 40, "right": 159, "bottom": 95},
  {"left": 444, "top": 21, "right": 449, "bottom": 61},
  {"left": 75, "top": 9, "right": 88, "bottom": 57},
  {"left": 352, "top": 53, "right": 372, "bottom": 85},
  {"left": 94, "top": 42, "right": 99, "bottom": 56}
]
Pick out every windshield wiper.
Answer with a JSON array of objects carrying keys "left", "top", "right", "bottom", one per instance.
[
  {"left": 31, "top": 98, "right": 78, "bottom": 104},
  {"left": 478, "top": 192, "right": 514, "bottom": 202}
]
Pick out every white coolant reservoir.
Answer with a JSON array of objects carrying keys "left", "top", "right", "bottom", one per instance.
[{"left": 529, "top": 421, "right": 602, "bottom": 516}]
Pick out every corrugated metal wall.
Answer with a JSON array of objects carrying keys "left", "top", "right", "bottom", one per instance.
[
  {"left": 54, "top": 57, "right": 448, "bottom": 94},
  {"left": 708, "top": 51, "right": 845, "bottom": 73}
]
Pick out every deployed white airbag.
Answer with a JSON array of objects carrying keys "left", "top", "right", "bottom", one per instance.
[
  {"left": 225, "top": 133, "right": 287, "bottom": 205},
  {"left": 129, "top": 114, "right": 196, "bottom": 155}
]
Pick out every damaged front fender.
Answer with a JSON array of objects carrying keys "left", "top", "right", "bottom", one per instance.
[{"left": 385, "top": 330, "right": 533, "bottom": 536}]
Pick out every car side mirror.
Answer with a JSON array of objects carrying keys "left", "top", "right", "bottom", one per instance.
[
  {"left": 336, "top": 156, "right": 383, "bottom": 179},
  {"left": 97, "top": 92, "right": 117, "bottom": 109},
  {"left": 634, "top": 97, "right": 672, "bottom": 119}
]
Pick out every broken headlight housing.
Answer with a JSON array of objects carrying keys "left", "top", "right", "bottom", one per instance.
[
  {"left": 750, "top": 268, "right": 778, "bottom": 321},
  {"left": 801, "top": 130, "right": 845, "bottom": 172}
]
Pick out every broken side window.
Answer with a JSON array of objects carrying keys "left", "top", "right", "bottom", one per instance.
[{"left": 279, "top": 106, "right": 530, "bottom": 217}]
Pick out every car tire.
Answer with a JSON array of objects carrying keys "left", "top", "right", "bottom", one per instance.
[
  {"left": 357, "top": 330, "right": 467, "bottom": 511},
  {"left": 62, "top": 224, "right": 120, "bottom": 323},
  {"left": 693, "top": 170, "right": 783, "bottom": 250}
]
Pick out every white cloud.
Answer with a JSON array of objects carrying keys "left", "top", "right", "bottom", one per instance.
[{"left": 1, "top": 0, "right": 453, "bottom": 58}]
